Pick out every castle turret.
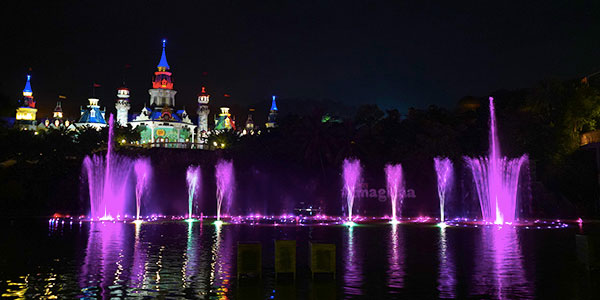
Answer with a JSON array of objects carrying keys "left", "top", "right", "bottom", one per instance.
[
  {"left": 245, "top": 108, "right": 255, "bottom": 130},
  {"left": 53, "top": 101, "right": 63, "bottom": 119},
  {"left": 149, "top": 39, "right": 177, "bottom": 108},
  {"left": 115, "top": 86, "right": 131, "bottom": 126},
  {"left": 197, "top": 86, "right": 210, "bottom": 136},
  {"left": 265, "top": 95, "right": 278, "bottom": 128},
  {"left": 15, "top": 74, "right": 38, "bottom": 130}
]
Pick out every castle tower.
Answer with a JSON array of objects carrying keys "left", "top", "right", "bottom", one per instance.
[
  {"left": 215, "top": 107, "right": 234, "bottom": 130},
  {"left": 15, "top": 74, "right": 38, "bottom": 130},
  {"left": 115, "top": 86, "right": 131, "bottom": 126},
  {"left": 149, "top": 39, "right": 177, "bottom": 109},
  {"left": 245, "top": 108, "right": 255, "bottom": 130},
  {"left": 197, "top": 86, "right": 210, "bottom": 135},
  {"left": 265, "top": 95, "right": 278, "bottom": 128}
]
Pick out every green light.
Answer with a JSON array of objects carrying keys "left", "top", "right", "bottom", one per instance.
[
  {"left": 344, "top": 221, "right": 357, "bottom": 227},
  {"left": 213, "top": 220, "right": 224, "bottom": 226},
  {"left": 185, "top": 218, "right": 197, "bottom": 223},
  {"left": 389, "top": 219, "right": 400, "bottom": 225},
  {"left": 437, "top": 222, "right": 449, "bottom": 229}
]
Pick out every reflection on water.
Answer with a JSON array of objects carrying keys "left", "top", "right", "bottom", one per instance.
[
  {"left": 1, "top": 220, "right": 585, "bottom": 298},
  {"left": 129, "top": 222, "right": 147, "bottom": 293},
  {"left": 80, "top": 222, "right": 128, "bottom": 298},
  {"left": 470, "top": 227, "right": 533, "bottom": 299},
  {"left": 209, "top": 224, "right": 232, "bottom": 299},
  {"left": 344, "top": 226, "right": 363, "bottom": 296},
  {"left": 438, "top": 227, "right": 456, "bottom": 298},
  {"left": 387, "top": 224, "right": 405, "bottom": 292}
]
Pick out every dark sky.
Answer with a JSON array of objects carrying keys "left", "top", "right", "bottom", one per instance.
[{"left": 4, "top": 0, "right": 600, "bottom": 118}]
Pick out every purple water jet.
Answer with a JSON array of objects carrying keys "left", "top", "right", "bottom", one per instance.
[
  {"left": 434, "top": 157, "right": 453, "bottom": 223},
  {"left": 186, "top": 165, "right": 201, "bottom": 219},
  {"left": 466, "top": 97, "right": 528, "bottom": 224},
  {"left": 215, "top": 159, "right": 234, "bottom": 221},
  {"left": 384, "top": 163, "right": 404, "bottom": 223},
  {"left": 83, "top": 114, "right": 135, "bottom": 219},
  {"left": 133, "top": 158, "right": 151, "bottom": 220},
  {"left": 342, "top": 158, "right": 362, "bottom": 223}
]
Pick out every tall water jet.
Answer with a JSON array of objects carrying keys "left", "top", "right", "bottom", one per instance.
[
  {"left": 342, "top": 158, "right": 362, "bottom": 224},
  {"left": 385, "top": 163, "right": 404, "bottom": 223},
  {"left": 434, "top": 157, "right": 453, "bottom": 224},
  {"left": 466, "top": 97, "right": 528, "bottom": 224},
  {"left": 134, "top": 158, "right": 152, "bottom": 221},
  {"left": 186, "top": 165, "right": 201, "bottom": 220},
  {"left": 215, "top": 159, "right": 234, "bottom": 222},
  {"left": 83, "top": 114, "right": 134, "bottom": 219}
]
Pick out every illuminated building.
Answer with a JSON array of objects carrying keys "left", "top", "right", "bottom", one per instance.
[
  {"left": 245, "top": 109, "right": 255, "bottom": 130},
  {"left": 265, "top": 95, "right": 278, "bottom": 128},
  {"left": 14, "top": 74, "right": 38, "bottom": 130},
  {"left": 38, "top": 98, "right": 74, "bottom": 129},
  {"left": 214, "top": 107, "right": 235, "bottom": 131},
  {"left": 115, "top": 86, "right": 131, "bottom": 126},
  {"left": 129, "top": 40, "right": 196, "bottom": 147},
  {"left": 197, "top": 86, "right": 210, "bottom": 136},
  {"left": 75, "top": 97, "right": 108, "bottom": 130}
]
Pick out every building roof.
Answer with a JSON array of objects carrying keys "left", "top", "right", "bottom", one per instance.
[
  {"left": 270, "top": 95, "right": 278, "bottom": 111},
  {"left": 23, "top": 75, "right": 32, "bottom": 95},
  {"left": 78, "top": 107, "right": 106, "bottom": 124},
  {"left": 157, "top": 39, "right": 170, "bottom": 69}
]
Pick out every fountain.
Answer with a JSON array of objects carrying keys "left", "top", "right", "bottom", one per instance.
[
  {"left": 133, "top": 158, "right": 151, "bottom": 221},
  {"left": 83, "top": 114, "right": 135, "bottom": 220},
  {"left": 466, "top": 97, "right": 528, "bottom": 224},
  {"left": 384, "top": 163, "right": 404, "bottom": 223},
  {"left": 434, "top": 157, "right": 453, "bottom": 224},
  {"left": 215, "top": 159, "right": 234, "bottom": 224},
  {"left": 186, "top": 165, "right": 201, "bottom": 221},
  {"left": 342, "top": 158, "right": 362, "bottom": 225}
]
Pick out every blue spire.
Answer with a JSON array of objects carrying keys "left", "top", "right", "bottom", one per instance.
[
  {"left": 23, "top": 75, "right": 32, "bottom": 96},
  {"left": 270, "top": 95, "right": 278, "bottom": 111},
  {"left": 157, "top": 39, "right": 170, "bottom": 69}
]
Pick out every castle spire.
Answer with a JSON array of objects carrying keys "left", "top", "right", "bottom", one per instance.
[
  {"left": 270, "top": 95, "right": 278, "bottom": 111},
  {"left": 157, "top": 39, "right": 170, "bottom": 70},
  {"left": 23, "top": 75, "right": 33, "bottom": 98}
]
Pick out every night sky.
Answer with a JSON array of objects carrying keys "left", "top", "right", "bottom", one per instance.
[{"left": 4, "top": 0, "right": 600, "bottom": 119}]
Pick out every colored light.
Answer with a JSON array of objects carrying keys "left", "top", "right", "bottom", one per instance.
[
  {"left": 213, "top": 220, "right": 224, "bottom": 226},
  {"left": 344, "top": 221, "right": 357, "bottom": 227}
]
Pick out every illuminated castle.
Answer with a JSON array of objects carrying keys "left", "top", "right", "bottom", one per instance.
[
  {"left": 197, "top": 86, "right": 210, "bottom": 136},
  {"left": 265, "top": 95, "right": 278, "bottom": 128},
  {"left": 38, "top": 97, "right": 74, "bottom": 129},
  {"left": 129, "top": 40, "right": 196, "bottom": 146},
  {"left": 14, "top": 75, "right": 38, "bottom": 130},
  {"left": 214, "top": 107, "right": 235, "bottom": 131},
  {"left": 115, "top": 87, "right": 131, "bottom": 126},
  {"left": 74, "top": 97, "right": 108, "bottom": 130}
]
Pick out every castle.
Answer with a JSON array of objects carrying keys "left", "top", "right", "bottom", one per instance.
[{"left": 13, "top": 40, "right": 279, "bottom": 148}]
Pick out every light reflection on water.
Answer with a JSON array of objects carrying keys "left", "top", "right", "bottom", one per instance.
[
  {"left": 343, "top": 226, "right": 363, "bottom": 296},
  {"left": 1, "top": 221, "right": 586, "bottom": 299},
  {"left": 437, "top": 227, "right": 456, "bottom": 298},
  {"left": 470, "top": 226, "right": 532, "bottom": 299},
  {"left": 387, "top": 223, "right": 405, "bottom": 292}
]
